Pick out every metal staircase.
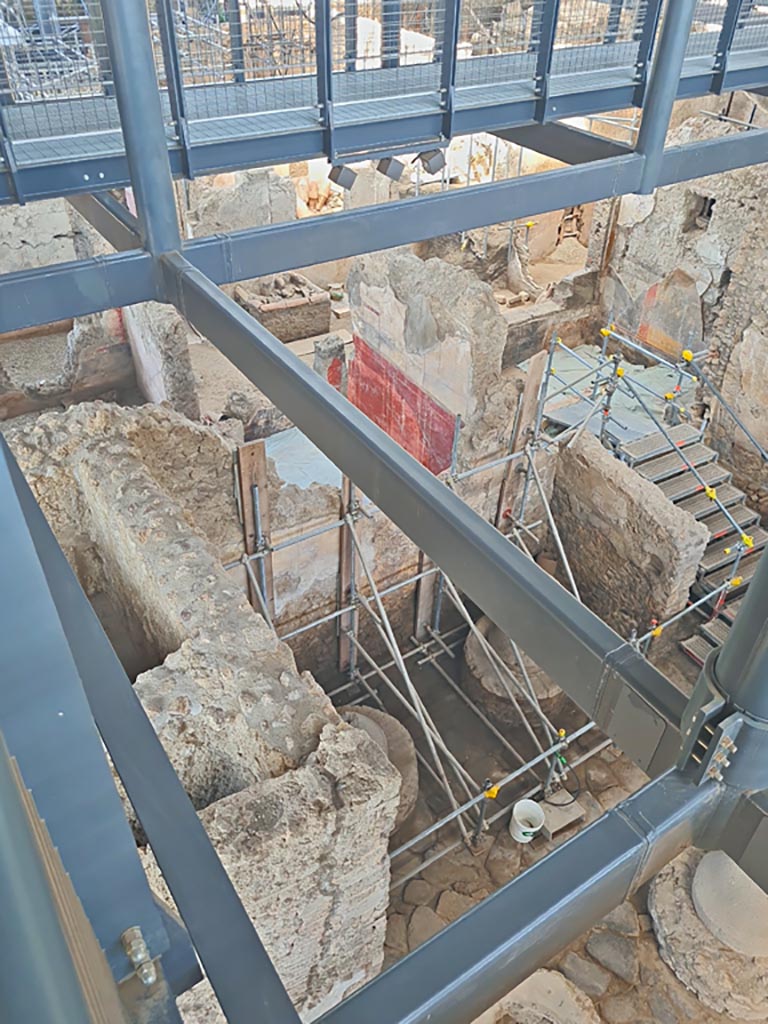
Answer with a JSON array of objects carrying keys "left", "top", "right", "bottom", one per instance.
[{"left": 620, "top": 423, "right": 766, "bottom": 667}]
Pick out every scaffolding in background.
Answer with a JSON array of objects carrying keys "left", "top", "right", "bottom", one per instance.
[{"left": 222, "top": 319, "right": 768, "bottom": 884}]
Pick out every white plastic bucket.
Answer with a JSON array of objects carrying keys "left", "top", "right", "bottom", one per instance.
[{"left": 509, "top": 799, "right": 545, "bottom": 844}]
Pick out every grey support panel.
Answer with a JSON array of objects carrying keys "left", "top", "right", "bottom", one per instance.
[
  {"left": 4, "top": 439, "right": 300, "bottom": 1024},
  {"left": 0, "top": 438, "right": 167, "bottom": 979},
  {"left": 320, "top": 770, "right": 721, "bottom": 1024},
  {"left": 493, "top": 122, "right": 632, "bottom": 164},
  {"left": 166, "top": 253, "right": 685, "bottom": 776}
]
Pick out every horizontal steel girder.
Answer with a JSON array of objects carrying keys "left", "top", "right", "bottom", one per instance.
[
  {"left": 2, "top": 125, "right": 768, "bottom": 335},
  {"left": 319, "top": 769, "right": 723, "bottom": 1024},
  {"left": 164, "top": 252, "right": 683, "bottom": 776},
  {"left": 3, "top": 438, "right": 300, "bottom": 1024},
  {"left": 68, "top": 192, "right": 141, "bottom": 252}
]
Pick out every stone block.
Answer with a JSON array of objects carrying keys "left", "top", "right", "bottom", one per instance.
[
  {"left": 541, "top": 792, "right": 586, "bottom": 841},
  {"left": 407, "top": 906, "right": 444, "bottom": 950},
  {"left": 436, "top": 890, "right": 477, "bottom": 923},
  {"left": 585, "top": 931, "right": 639, "bottom": 984},
  {"left": 559, "top": 951, "right": 611, "bottom": 998}
]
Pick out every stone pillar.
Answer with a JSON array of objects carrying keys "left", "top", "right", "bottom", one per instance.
[{"left": 648, "top": 849, "right": 768, "bottom": 1020}]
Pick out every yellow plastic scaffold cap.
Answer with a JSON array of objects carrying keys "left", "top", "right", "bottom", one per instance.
[
  {"left": 705, "top": 486, "right": 717, "bottom": 500},
  {"left": 651, "top": 625, "right": 664, "bottom": 638},
  {"left": 664, "top": 392, "right": 674, "bottom": 401},
  {"left": 525, "top": 220, "right": 535, "bottom": 229},
  {"left": 616, "top": 367, "right": 625, "bottom": 377},
  {"left": 729, "top": 576, "right": 743, "bottom": 588},
  {"left": 742, "top": 534, "right": 755, "bottom": 549},
  {"left": 681, "top": 349, "right": 694, "bottom": 362},
  {"left": 600, "top": 327, "right": 611, "bottom": 337},
  {"left": 484, "top": 784, "right": 500, "bottom": 800}
]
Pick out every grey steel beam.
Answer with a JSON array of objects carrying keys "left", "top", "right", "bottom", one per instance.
[
  {"left": 635, "top": 0, "right": 699, "bottom": 192},
  {"left": 0, "top": 248, "right": 158, "bottom": 333},
  {"left": 493, "top": 122, "right": 632, "bottom": 164},
  {"left": 3, "top": 441, "right": 301, "bottom": 1024},
  {"left": 319, "top": 769, "right": 722, "bottom": 1024},
  {"left": 225, "top": 0, "right": 246, "bottom": 85},
  {"left": 719, "top": 789, "right": 768, "bottom": 890},
  {"left": 533, "top": 0, "right": 560, "bottom": 121},
  {"left": 164, "top": 251, "right": 684, "bottom": 776},
  {"left": 439, "top": 0, "right": 461, "bottom": 140},
  {"left": 67, "top": 192, "right": 142, "bottom": 252},
  {"left": 100, "top": 0, "right": 180, "bottom": 254},
  {"left": 0, "top": 730, "right": 97, "bottom": 1024},
  {"left": 632, "top": 0, "right": 664, "bottom": 105},
  {"left": 2, "top": 124, "right": 768, "bottom": 334},
  {"left": 714, "top": 548, "right": 768, "bottom": 721},
  {"left": 713, "top": 0, "right": 747, "bottom": 92},
  {"left": 156, "top": 0, "right": 194, "bottom": 178}
]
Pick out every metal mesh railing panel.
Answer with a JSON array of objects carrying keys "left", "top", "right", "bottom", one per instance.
[
  {"left": 550, "top": 0, "right": 651, "bottom": 78},
  {"left": 0, "top": 0, "right": 121, "bottom": 146},
  {"left": 732, "top": 0, "right": 768, "bottom": 52},
  {"left": 684, "top": 0, "right": 724, "bottom": 58},
  {"left": 455, "top": 0, "right": 536, "bottom": 88}
]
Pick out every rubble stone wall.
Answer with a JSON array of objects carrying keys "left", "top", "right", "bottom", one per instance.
[
  {"left": 8, "top": 403, "right": 400, "bottom": 1021},
  {"left": 552, "top": 434, "right": 709, "bottom": 636}
]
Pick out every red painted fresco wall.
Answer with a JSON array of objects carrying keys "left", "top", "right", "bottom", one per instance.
[{"left": 347, "top": 335, "right": 455, "bottom": 474}]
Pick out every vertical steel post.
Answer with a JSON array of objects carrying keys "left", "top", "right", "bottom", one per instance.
[
  {"left": 533, "top": 0, "right": 560, "bottom": 122},
  {"left": 156, "top": 0, "right": 194, "bottom": 178},
  {"left": 635, "top": 0, "right": 698, "bottom": 193},
  {"left": 315, "top": 0, "right": 335, "bottom": 160},
  {"left": 100, "top": 0, "right": 181, "bottom": 255},
  {"left": 225, "top": 0, "right": 246, "bottom": 84},
  {"left": 382, "top": 0, "right": 401, "bottom": 69},
  {"left": 712, "top": 0, "right": 746, "bottom": 93},
  {"left": 712, "top": 551, "right": 768, "bottom": 721},
  {"left": 440, "top": 0, "right": 461, "bottom": 139},
  {"left": 0, "top": 732, "right": 94, "bottom": 1024},
  {"left": 33, "top": 0, "right": 60, "bottom": 39},
  {"left": 631, "top": 0, "right": 664, "bottom": 105},
  {"left": 344, "top": 0, "right": 358, "bottom": 71},
  {"left": 604, "top": 0, "right": 624, "bottom": 44}
]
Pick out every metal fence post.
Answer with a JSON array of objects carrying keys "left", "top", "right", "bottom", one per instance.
[
  {"left": 635, "top": 0, "right": 698, "bottom": 193},
  {"left": 100, "top": 0, "right": 181, "bottom": 255}
]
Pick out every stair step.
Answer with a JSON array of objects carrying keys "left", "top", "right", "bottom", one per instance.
[
  {"left": 621, "top": 423, "right": 701, "bottom": 465},
  {"left": 676, "top": 483, "right": 746, "bottom": 519},
  {"left": 720, "top": 597, "right": 744, "bottom": 624},
  {"left": 694, "top": 549, "right": 764, "bottom": 597},
  {"left": 656, "top": 462, "right": 731, "bottom": 502},
  {"left": 680, "top": 633, "right": 719, "bottom": 667},
  {"left": 701, "top": 504, "right": 760, "bottom": 540},
  {"left": 700, "top": 527, "right": 768, "bottom": 574},
  {"left": 700, "top": 616, "right": 732, "bottom": 647},
  {"left": 638, "top": 443, "right": 718, "bottom": 484}
]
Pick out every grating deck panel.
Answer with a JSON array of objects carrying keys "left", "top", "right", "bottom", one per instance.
[{"left": 637, "top": 443, "right": 718, "bottom": 483}]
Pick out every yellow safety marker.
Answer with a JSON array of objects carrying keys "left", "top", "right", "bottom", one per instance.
[
  {"left": 681, "top": 349, "right": 694, "bottom": 362},
  {"left": 525, "top": 220, "right": 535, "bottom": 229},
  {"left": 600, "top": 327, "right": 611, "bottom": 337},
  {"left": 724, "top": 547, "right": 732, "bottom": 555},
  {"left": 651, "top": 625, "right": 664, "bottom": 638},
  {"left": 705, "top": 486, "right": 717, "bottom": 501},
  {"left": 664, "top": 392, "right": 674, "bottom": 401},
  {"left": 616, "top": 367, "right": 625, "bottom": 377},
  {"left": 557, "top": 728, "right": 567, "bottom": 739},
  {"left": 742, "top": 534, "right": 754, "bottom": 548},
  {"left": 484, "top": 784, "right": 500, "bottom": 800},
  {"left": 729, "top": 576, "right": 743, "bottom": 588}
]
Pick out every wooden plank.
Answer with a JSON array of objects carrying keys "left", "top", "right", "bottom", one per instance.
[
  {"left": 0, "top": 318, "right": 73, "bottom": 344},
  {"left": 12, "top": 758, "right": 126, "bottom": 1024},
  {"left": 495, "top": 349, "right": 547, "bottom": 526},
  {"left": 413, "top": 551, "right": 437, "bottom": 641},
  {"left": 338, "top": 476, "right": 355, "bottom": 673},
  {"left": 236, "top": 440, "right": 275, "bottom": 619}
]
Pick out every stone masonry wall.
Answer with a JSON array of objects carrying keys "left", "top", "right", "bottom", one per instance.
[
  {"left": 552, "top": 434, "right": 708, "bottom": 636},
  {"left": 9, "top": 403, "right": 400, "bottom": 1021},
  {"left": 598, "top": 105, "right": 768, "bottom": 514}
]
